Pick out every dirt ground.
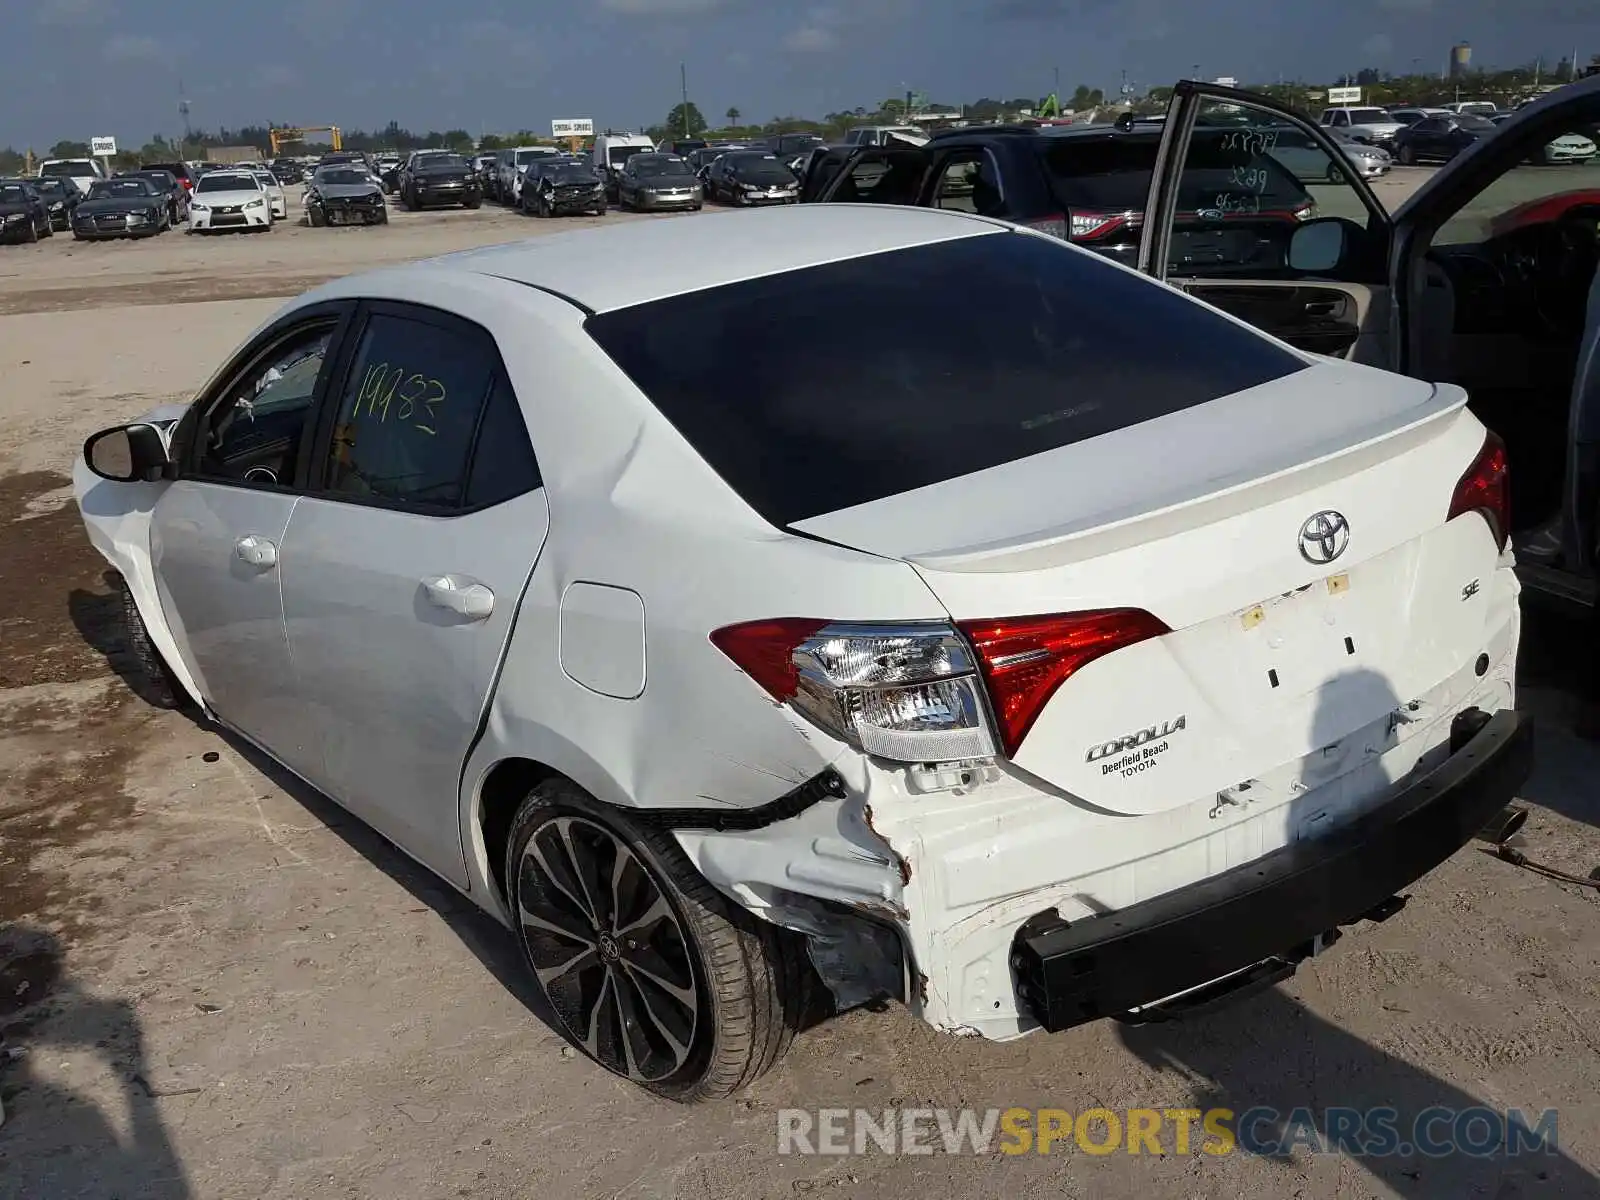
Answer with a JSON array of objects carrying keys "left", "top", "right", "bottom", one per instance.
[{"left": 2, "top": 177, "right": 1599, "bottom": 1200}]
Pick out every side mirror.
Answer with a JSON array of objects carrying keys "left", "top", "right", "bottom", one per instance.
[
  {"left": 84, "top": 422, "right": 169, "bottom": 483},
  {"left": 1288, "top": 217, "right": 1359, "bottom": 273}
]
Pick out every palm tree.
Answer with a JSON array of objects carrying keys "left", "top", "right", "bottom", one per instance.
[{"left": 726, "top": 106, "right": 741, "bottom": 127}]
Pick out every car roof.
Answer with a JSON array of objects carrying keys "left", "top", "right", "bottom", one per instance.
[{"left": 410, "top": 204, "right": 1006, "bottom": 313}]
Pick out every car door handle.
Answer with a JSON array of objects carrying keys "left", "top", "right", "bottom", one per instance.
[
  {"left": 422, "top": 575, "right": 495, "bottom": 620},
  {"left": 233, "top": 535, "right": 277, "bottom": 568}
]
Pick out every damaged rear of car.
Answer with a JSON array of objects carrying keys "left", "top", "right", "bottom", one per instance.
[{"left": 564, "top": 224, "right": 1528, "bottom": 1057}]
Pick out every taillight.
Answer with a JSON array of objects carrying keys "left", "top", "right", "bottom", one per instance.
[
  {"left": 710, "top": 620, "right": 997, "bottom": 761},
  {"left": 958, "top": 610, "right": 1170, "bottom": 757},
  {"left": 1067, "top": 211, "right": 1127, "bottom": 240},
  {"left": 1447, "top": 430, "right": 1510, "bottom": 551}
]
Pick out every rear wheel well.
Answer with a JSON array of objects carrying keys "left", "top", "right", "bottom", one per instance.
[{"left": 477, "top": 757, "right": 561, "bottom": 901}]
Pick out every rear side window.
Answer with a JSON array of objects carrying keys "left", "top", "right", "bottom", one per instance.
[
  {"left": 585, "top": 231, "right": 1307, "bottom": 527},
  {"left": 325, "top": 312, "right": 498, "bottom": 508},
  {"left": 1042, "top": 132, "right": 1310, "bottom": 214}
]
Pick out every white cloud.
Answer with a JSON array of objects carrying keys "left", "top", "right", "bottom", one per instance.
[
  {"left": 600, "top": 0, "right": 731, "bottom": 12},
  {"left": 36, "top": 0, "right": 114, "bottom": 26},
  {"left": 783, "top": 24, "right": 837, "bottom": 52},
  {"left": 102, "top": 33, "right": 162, "bottom": 62}
]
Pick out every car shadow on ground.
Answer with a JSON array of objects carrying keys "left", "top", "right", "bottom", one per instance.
[
  {"left": 0, "top": 927, "right": 193, "bottom": 1199},
  {"left": 1514, "top": 604, "right": 1600, "bottom": 834},
  {"left": 1115, "top": 659, "right": 1596, "bottom": 1195},
  {"left": 1119, "top": 986, "right": 1596, "bottom": 1196}
]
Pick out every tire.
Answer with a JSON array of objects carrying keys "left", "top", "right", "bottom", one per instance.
[
  {"left": 117, "top": 580, "right": 184, "bottom": 710},
  {"left": 464, "top": 197, "right": 482, "bottom": 210},
  {"left": 505, "top": 778, "right": 810, "bottom": 1102},
  {"left": 309, "top": 206, "right": 325, "bottom": 227},
  {"left": 1398, "top": 144, "right": 1416, "bottom": 166},
  {"left": 692, "top": 203, "right": 702, "bottom": 212},
  {"left": 40, "top": 218, "right": 53, "bottom": 237},
  {"left": 25, "top": 218, "right": 38, "bottom": 243},
  {"left": 374, "top": 209, "right": 388, "bottom": 225}
]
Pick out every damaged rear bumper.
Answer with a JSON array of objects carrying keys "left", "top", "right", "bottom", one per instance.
[
  {"left": 1012, "top": 706, "right": 1532, "bottom": 1031},
  {"left": 672, "top": 648, "right": 1526, "bottom": 1038}
]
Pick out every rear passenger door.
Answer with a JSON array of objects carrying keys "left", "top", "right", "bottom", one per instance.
[
  {"left": 1138, "top": 82, "right": 1396, "bottom": 365},
  {"left": 811, "top": 145, "right": 928, "bottom": 205},
  {"left": 277, "top": 301, "right": 549, "bottom": 885}
]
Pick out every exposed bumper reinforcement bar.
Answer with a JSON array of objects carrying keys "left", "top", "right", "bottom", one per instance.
[{"left": 1011, "top": 707, "right": 1534, "bottom": 1032}]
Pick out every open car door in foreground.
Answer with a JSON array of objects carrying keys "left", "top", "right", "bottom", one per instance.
[
  {"left": 1138, "top": 77, "right": 1600, "bottom": 608},
  {"left": 803, "top": 144, "right": 928, "bottom": 205}
]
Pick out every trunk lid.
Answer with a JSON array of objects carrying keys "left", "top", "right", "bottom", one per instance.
[{"left": 790, "top": 362, "right": 1503, "bottom": 815}]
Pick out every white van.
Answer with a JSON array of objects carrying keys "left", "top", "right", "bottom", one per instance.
[
  {"left": 39, "top": 158, "right": 106, "bottom": 196},
  {"left": 591, "top": 133, "right": 655, "bottom": 198}
]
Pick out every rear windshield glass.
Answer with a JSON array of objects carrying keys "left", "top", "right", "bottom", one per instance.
[
  {"left": 43, "top": 160, "right": 96, "bottom": 177},
  {"left": 585, "top": 232, "right": 1307, "bottom": 526},
  {"left": 1043, "top": 132, "right": 1310, "bottom": 212},
  {"left": 1347, "top": 109, "right": 1392, "bottom": 125}
]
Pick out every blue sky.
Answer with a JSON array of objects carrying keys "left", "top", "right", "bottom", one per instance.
[{"left": 7, "top": 0, "right": 1598, "bottom": 149}]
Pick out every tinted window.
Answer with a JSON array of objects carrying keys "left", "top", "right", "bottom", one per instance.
[
  {"left": 325, "top": 312, "right": 497, "bottom": 507},
  {"left": 585, "top": 232, "right": 1306, "bottom": 526},
  {"left": 0, "top": 184, "right": 30, "bottom": 203},
  {"left": 196, "top": 325, "right": 333, "bottom": 489},
  {"left": 464, "top": 374, "right": 541, "bottom": 508},
  {"left": 1044, "top": 132, "right": 1311, "bottom": 214}
]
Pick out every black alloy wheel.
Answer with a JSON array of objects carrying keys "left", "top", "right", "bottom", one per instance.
[{"left": 515, "top": 813, "right": 700, "bottom": 1084}]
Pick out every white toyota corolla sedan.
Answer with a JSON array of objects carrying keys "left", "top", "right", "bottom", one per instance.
[
  {"left": 74, "top": 204, "right": 1530, "bottom": 1101},
  {"left": 187, "top": 169, "right": 272, "bottom": 232}
]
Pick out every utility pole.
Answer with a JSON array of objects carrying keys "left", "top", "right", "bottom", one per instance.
[
  {"left": 680, "top": 63, "right": 690, "bottom": 137},
  {"left": 178, "top": 78, "right": 193, "bottom": 159}
]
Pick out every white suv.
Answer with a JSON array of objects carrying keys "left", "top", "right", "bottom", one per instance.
[
  {"left": 1319, "top": 106, "right": 1405, "bottom": 146},
  {"left": 74, "top": 204, "right": 1530, "bottom": 1101}
]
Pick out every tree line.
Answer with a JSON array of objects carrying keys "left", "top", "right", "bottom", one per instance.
[{"left": 3, "top": 57, "right": 1595, "bottom": 175}]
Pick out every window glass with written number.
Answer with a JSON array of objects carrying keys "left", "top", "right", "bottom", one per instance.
[
  {"left": 1162, "top": 98, "right": 1379, "bottom": 278},
  {"left": 196, "top": 324, "right": 331, "bottom": 488},
  {"left": 326, "top": 312, "right": 497, "bottom": 507}
]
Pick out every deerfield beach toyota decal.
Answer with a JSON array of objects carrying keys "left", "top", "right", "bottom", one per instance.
[{"left": 1085, "top": 716, "right": 1188, "bottom": 778}]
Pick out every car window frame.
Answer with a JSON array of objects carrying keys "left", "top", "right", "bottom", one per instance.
[
  {"left": 173, "top": 300, "right": 358, "bottom": 494},
  {"left": 302, "top": 299, "right": 540, "bottom": 518}
]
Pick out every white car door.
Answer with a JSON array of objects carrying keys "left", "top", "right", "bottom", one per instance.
[
  {"left": 277, "top": 301, "right": 549, "bottom": 885},
  {"left": 151, "top": 303, "right": 354, "bottom": 778}
]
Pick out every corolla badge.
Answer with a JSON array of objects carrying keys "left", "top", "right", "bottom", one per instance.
[{"left": 1298, "top": 510, "right": 1350, "bottom": 565}]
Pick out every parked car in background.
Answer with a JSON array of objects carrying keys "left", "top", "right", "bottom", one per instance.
[
  {"left": 248, "top": 167, "right": 289, "bottom": 220},
  {"left": 142, "top": 160, "right": 198, "bottom": 195},
  {"left": 269, "top": 159, "right": 305, "bottom": 185},
  {"left": 615, "top": 153, "right": 702, "bottom": 212},
  {"left": 38, "top": 157, "right": 106, "bottom": 195},
  {"left": 1325, "top": 127, "right": 1393, "bottom": 178},
  {"left": 30, "top": 175, "right": 83, "bottom": 231},
  {"left": 374, "top": 155, "right": 403, "bottom": 193},
  {"left": 118, "top": 169, "right": 188, "bottom": 224},
  {"left": 399, "top": 152, "right": 483, "bottom": 210},
  {"left": 704, "top": 151, "right": 800, "bottom": 205},
  {"left": 1487, "top": 113, "right": 1598, "bottom": 164},
  {"left": 73, "top": 203, "right": 1531, "bottom": 1102},
  {"left": 657, "top": 138, "right": 708, "bottom": 158},
  {"left": 842, "top": 125, "right": 929, "bottom": 147},
  {"left": 768, "top": 133, "right": 827, "bottom": 159},
  {"left": 1392, "top": 113, "right": 1498, "bottom": 164},
  {"left": 1318, "top": 106, "right": 1404, "bottom": 148},
  {"left": 496, "top": 146, "right": 561, "bottom": 206},
  {"left": 304, "top": 164, "right": 388, "bottom": 226},
  {"left": 804, "top": 123, "right": 1315, "bottom": 271},
  {"left": 521, "top": 158, "right": 608, "bottom": 217},
  {"left": 72, "top": 177, "right": 169, "bottom": 239},
  {"left": 0, "top": 179, "right": 53, "bottom": 243},
  {"left": 1386, "top": 106, "right": 1451, "bottom": 128},
  {"left": 1442, "top": 100, "right": 1502, "bottom": 119},
  {"left": 591, "top": 133, "right": 656, "bottom": 199},
  {"left": 188, "top": 170, "right": 272, "bottom": 233},
  {"left": 688, "top": 145, "right": 739, "bottom": 178}
]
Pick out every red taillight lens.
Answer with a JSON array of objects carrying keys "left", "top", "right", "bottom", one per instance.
[
  {"left": 958, "top": 609, "right": 1170, "bottom": 757},
  {"left": 1447, "top": 431, "right": 1510, "bottom": 551},
  {"left": 709, "top": 618, "right": 828, "bottom": 700}
]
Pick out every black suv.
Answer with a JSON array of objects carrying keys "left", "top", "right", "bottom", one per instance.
[{"left": 801, "top": 123, "right": 1315, "bottom": 271}]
